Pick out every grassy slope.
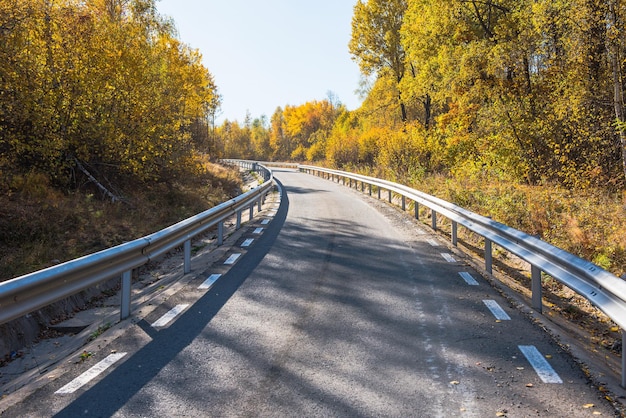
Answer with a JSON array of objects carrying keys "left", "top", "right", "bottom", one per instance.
[{"left": 0, "top": 162, "right": 242, "bottom": 281}]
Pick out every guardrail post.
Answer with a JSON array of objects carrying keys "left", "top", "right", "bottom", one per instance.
[
  {"left": 431, "top": 210, "right": 437, "bottom": 230},
  {"left": 388, "top": 190, "right": 392, "bottom": 203},
  {"left": 622, "top": 331, "right": 626, "bottom": 388},
  {"left": 349, "top": 178, "right": 353, "bottom": 188},
  {"left": 120, "top": 270, "right": 131, "bottom": 320},
  {"left": 369, "top": 183, "right": 372, "bottom": 196},
  {"left": 184, "top": 240, "right": 191, "bottom": 274},
  {"left": 485, "top": 239, "right": 493, "bottom": 274},
  {"left": 378, "top": 187, "right": 381, "bottom": 199},
  {"left": 218, "top": 221, "right": 224, "bottom": 246},
  {"left": 249, "top": 204, "right": 254, "bottom": 220},
  {"left": 415, "top": 202, "right": 419, "bottom": 220},
  {"left": 257, "top": 198, "right": 262, "bottom": 211},
  {"left": 401, "top": 196, "right": 406, "bottom": 211},
  {"left": 531, "top": 265, "right": 542, "bottom": 313},
  {"left": 451, "top": 221, "right": 458, "bottom": 246},
  {"left": 236, "top": 211, "right": 242, "bottom": 230}
]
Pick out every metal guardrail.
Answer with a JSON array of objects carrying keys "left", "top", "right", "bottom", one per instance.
[
  {"left": 299, "top": 164, "right": 626, "bottom": 387},
  {"left": 0, "top": 162, "right": 274, "bottom": 326}
]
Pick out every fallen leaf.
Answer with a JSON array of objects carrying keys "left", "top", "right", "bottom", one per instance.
[
  {"left": 516, "top": 367, "right": 524, "bottom": 370},
  {"left": 450, "top": 380, "right": 460, "bottom": 385},
  {"left": 545, "top": 354, "right": 552, "bottom": 359},
  {"left": 610, "top": 326, "right": 619, "bottom": 332},
  {"left": 583, "top": 403, "right": 594, "bottom": 409},
  {"left": 526, "top": 383, "right": 534, "bottom": 388}
]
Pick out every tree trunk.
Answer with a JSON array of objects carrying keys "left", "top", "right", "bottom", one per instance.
[{"left": 608, "top": 1, "right": 626, "bottom": 183}]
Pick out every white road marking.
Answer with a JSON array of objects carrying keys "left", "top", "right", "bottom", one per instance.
[
  {"left": 261, "top": 219, "right": 270, "bottom": 225},
  {"left": 253, "top": 227, "right": 264, "bottom": 234},
  {"left": 427, "top": 239, "right": 439, "bottom": 246},
  {"left": 441, "top": 253, "right": 456, "bottom": 263},
  {"left": 198, "top": 273, "right": 221, "bottom": 290},
  {"left": 151, "top": 304, "right": 189, "bottom": 328},
  {"left": 459, "top": 272, "right": 479, "bottom": 285},
  {"left": 241, "top": 238, "right": 254, "bottom": 247},
  {"left": 482, "top": 300, "right": 511, "bottom": 320},
  {"left": 224, "top": 253, "right": 241, "bottom": 265},
  {"left": 55, "top": 352, "right": 127, "bottom": 394},
  {"left": 518, "top": 345, "right": 563, "bottom": 383}
]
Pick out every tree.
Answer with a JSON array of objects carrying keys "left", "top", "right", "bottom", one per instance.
[{"left": 350, "top": 0, "right": 409, "bottom": 122}]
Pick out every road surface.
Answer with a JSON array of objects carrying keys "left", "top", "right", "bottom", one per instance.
[{"left": 1, "top": 169, "right": 617, "bottom": 417}]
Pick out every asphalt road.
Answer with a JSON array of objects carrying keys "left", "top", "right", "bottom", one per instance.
[{"left": 1, "top": 169, "right": 618, "bottom": 417}]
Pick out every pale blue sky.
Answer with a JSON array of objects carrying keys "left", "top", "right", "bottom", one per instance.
[{"left": 156, "top": 0, "right": 363, "bottom": 124}]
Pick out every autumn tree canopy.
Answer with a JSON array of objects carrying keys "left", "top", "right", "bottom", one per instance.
[{"left": 0, "top": 0, "right": 220, "bottom": 195}]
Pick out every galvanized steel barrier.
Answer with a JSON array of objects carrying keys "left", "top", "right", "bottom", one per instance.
[
  {"left": 0, "top": 162, "right": 273, "bottom": 326},
  {"left": 299, "top": 164, "right": 626, "bottom": 387}
]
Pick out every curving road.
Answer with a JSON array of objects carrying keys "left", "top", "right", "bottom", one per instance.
[{"left": 1, "top": 168, "right": 617, "bottom": 417}]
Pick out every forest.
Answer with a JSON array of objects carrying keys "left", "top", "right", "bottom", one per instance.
[
  {"left": 213, "top": 0, "right": 626, "bottom": 276},
  {"left": 1, "top": 0, "right": 626, "bottom": 278}
]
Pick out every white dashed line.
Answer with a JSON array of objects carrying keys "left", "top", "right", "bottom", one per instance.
[
  {"left": 55, "top": 352, "right": 127, "bottom": 394},
  {"left": 441, "top": 253, "right": 456, "bottom": 263},
  {"left": 152, "top": 304, "right": 189, "bottom": 328},
  {"left": 261, "top": 219, "right": 270, "bottom": 225},
  {"left": 482, "top": 300, "right": 511, "bottom": 320},
  {"left": 459, "top": 272, "right": 479, "bottom": 285},
  {"left": 198, "top": 273, "right": 221, "bottom": 290},
  {"left": 241, "top": 238, "right": 254, "bottom": 247},
  {"left": 518, "top": 345, "right": 563, "bottom": 383},
  {"left": 224, "top": 253, "right": 241, "bottom": 265},
  {"left": 253, "top": 227, "right": 264, "bottom": 234},
  {"left": 427, "top": 239, "right": 439, "bottom": 246}
]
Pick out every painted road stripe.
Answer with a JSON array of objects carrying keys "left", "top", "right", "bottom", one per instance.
[
  {"left": 459, "top": 272, "right": 479, "bottom": 285},
  {"left": 483, "top": 300, "right": 511, "bottom": 320},
  {"left": 253, "top": 227, "right": 264, "bottom": 234},
  {"left": 518, "top": 345, "right": 563, "bottom": 383},
  {"left": 224, "top": 253, "right": 241, "bottom": 265},
  {"left": 241, "top": 238, "right": 254, "bottom": 247},
  {"left": 441, "top": 253, "right": 456, "bottom": 263},
  {"left": 55, "top": 352, "right": 127, "bottom": 394},
  {"left": 427, "top": 239, "right": 439, "bottom": 246},
  {"left": 198, "top": 273, "right": 221, "bottom": 290},
  {"left": 261, "top": 219, "right": 270, "bottom": 225},
  {"left": 152, "top": 304, "right": 189, "bottom": 328}
]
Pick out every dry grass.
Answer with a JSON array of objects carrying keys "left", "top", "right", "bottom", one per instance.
[
  {"left": 0, "top": 158, "right": 242, "bottom": 281},
  {"left": 408, "top": 174, "right": 626, "bottom": 278}
]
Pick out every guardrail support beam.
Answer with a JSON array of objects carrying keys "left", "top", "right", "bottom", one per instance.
[
  {"left": 236, "top": 211, "right": 242, "bottom": 230},
  {"left": 415, "top": 202, "right": 419, "bottom": 220},
  {"left": 120, "top": 270, "right": 131, "bottom": 320},
  {"left": 531, "top": 265, "right": 542, "bottom": 313},
  {"left": 184, "top": 240, "right": 191, "bottom": 274},
  {"left": 218, "top": 221, "right": 224, "bottom": 246},
  {"left": 622, "top": 332, "right": 626, "bottom": 388},
  {"left": 485, "top": 239, "right": 493, "bottom": 274},
  {"left": 388, "top": 190, "right": 392, "bottom": 203},
  {"left": 401, "top": 196, "right": 406, "bottom": 211},
  {"left": 431, "top": 210, "right": 437, "bottom": 230},
  {"left": 452, "top": 221, "right": 458, "bottom": 246}
]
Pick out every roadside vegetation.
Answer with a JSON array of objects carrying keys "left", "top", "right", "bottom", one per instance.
[
  {"left": 0, "top": 0, "right": 238, "bottom": 280},
  {"left": 213, "top": 0, "right": 626, "bottom": 280},
  {"left": 2, "top": 1, "right": 625, "bottom": 296}
]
